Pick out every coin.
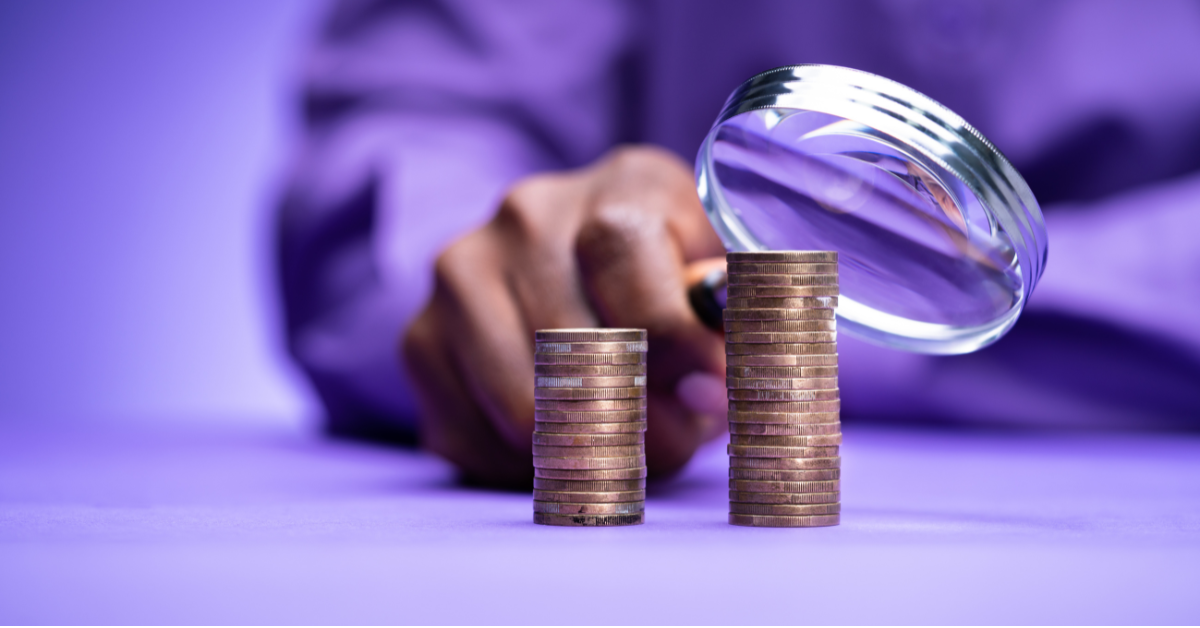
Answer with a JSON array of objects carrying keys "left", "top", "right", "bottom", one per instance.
[
  {"left": 535, "top": 398, "right": 647, "bottom": 412},
  {"left": 534, "top": 364, "right": 646, "bottom": 376},
  {"left": 534, "top": 421, "right": 647, "bottom": 434},
  {"left": 729, "top": 479, "right": 841, "bottom": 493},
  {"left": 726, "top": 285, "right": 840, "bottom": 298},
  {"left": 532, "top": 455, "right": 646, "bottom": 470},
  {"left": 533, "top": 478, "right": 646, "bottom": 492},
  {"left": 534, "top": 386, "right": 647, "bottom": 400},
  {"left": 535, "top": 341, "right": 649, "bottom": 354},
  {"left": 534, "top": 409, "right": 645, "bottom": 423},
  {"left": 534, "top": 501, "right": 645, "bottom": 515},
  {"left": 532, "top": 432, "right": 644, "bottom": 446},
  {"left": 726, "top": 342, "right": 838, "bottom": 356},
  {"left": 534, "top": 466, "right": 647, "bottom": 480},
  {"left": 723, "top": 308, "right": 835, "bottom": 321},
  {"left": 725, "top": 332, "right": 838, "bottom": 344},
  {"left": 724, "top": 320, "right": 836, "bottom": 333},
  {"left": 729, "top": 502, "right": 841, "bottom": 516},
  {"left": 730, "top": 434, "right": 842, "bottom": 447},
  {"left": 535, "top": 329, "right": 646, "bottom": 342},
  {"left": 728, "top": 513, "right": 839, "bottom": 527},
  {"left": 534, "top": 352, "right": 646, "bottom": 365},
  {"left": 729, "top": 400, "right": 841, "bottom": 413},
  {"left": 534, "top": 512, "right": 644, "bottom": 526},
  {"left": 727, "top": 445, "right": 839, "bottom": 458},
  {"left": 535, "top": 376, "right": 646, "bottom": 388},
  {"left": 727, "top": 388, "right": 840, "bottom": 402},
  {"left": 726, "top": 366, "right": 839, "bottom": 378},
  {"left": 727, "top": 273, "right": 839, "bottom": 286},
  {"left": 532, "top": 444, "right": 644, "bottom": 458},
  {"left": 727, "top": 410, "right": 840, "bottom": 424},
  {"left": 728, "top": 422, "right": 841, "bottom": 436},
  {"left": 729, "top": 468, "right": 841, "bottom": 481},
  {"left": 726, "top": 297, "right": 838, "bottom": 309},
  {"left": 729, "top": 456, "right": 841, "bottom": 470},
  {"left": 725, "top": 354, "right": 839, "bottom": 367},
  {"left": 728, "top": 491, "right": 840, "bottom": 505},
  {"left": 533, "top": 490, "right": 646, "bottom": 503},
  {"left": 726, "top": 378, "right": 840, "bottom": 392},
  {"left": 726, "top": 251, "right": 838, "bottom": 263}
]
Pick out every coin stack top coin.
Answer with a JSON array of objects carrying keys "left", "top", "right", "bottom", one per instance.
[
  {"left": 724, "top": 251, "right": 841, "bottom": 528},
  {"left": 533, "top": 328, "right": 648, "bottom": 526}
]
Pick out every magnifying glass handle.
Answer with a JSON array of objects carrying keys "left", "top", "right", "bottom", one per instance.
[{"left": 687, "top": 269, "right": 728, "bottom": 332}]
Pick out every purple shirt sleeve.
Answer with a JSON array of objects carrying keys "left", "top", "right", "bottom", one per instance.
[{"left": 277, "top": 0, "right": 634, "bottom": 435}]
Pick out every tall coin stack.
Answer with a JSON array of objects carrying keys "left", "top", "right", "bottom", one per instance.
[
  {"left": 724, "top": 251, "right": 841, "bottom": 528},
  {"left": 532, "top": 329, "right": 648, "bottom": 526}
]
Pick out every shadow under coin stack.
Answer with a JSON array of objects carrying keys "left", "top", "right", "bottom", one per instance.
[
  {"left": 724, "top": 251, "right": 841, "bottom": 528},
  {"left": 532, "top": 329, "right": 648, "bottom": 526}
]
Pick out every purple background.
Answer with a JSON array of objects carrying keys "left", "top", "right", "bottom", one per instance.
[{"left": 0, "top": 0, "right": 316, "bottom": 425}]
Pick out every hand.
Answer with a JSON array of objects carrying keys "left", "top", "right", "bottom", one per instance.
[{"left": 402, "top": 146, "right": 727, "bottom": 487}]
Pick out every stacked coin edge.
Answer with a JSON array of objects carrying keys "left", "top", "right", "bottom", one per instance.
[
  {"left": 533, "top": 328, "right": 648, "bottom": 526},
  {"left": 724, "top": 251, "right": 841, "bottom": 528}
]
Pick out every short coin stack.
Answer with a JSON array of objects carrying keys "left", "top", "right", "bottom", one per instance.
[
  {"left": 724, "top": 251, "right": 841, "bottom": 528},
  {"left": 532, "top": 329, "right": 648, "bottom": 526}
]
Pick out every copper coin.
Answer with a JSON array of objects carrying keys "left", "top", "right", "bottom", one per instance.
[
  {"left": 729, "top": 502, "right": 841, "bottom": 516},
  {"left": 729, "top": 400, "right": 841, "bottom": 413},
  {"left": 535, "top": 398, "right": 647, "bottom": 412},
  {"left": 727, "top": 444, "right": 839, "bottom": 458},
  {"left": 729, "top": 491, "right": 840, "bottom": 505},
  {"left": 725, "top": 331, "right": 838, "bottom": 344},
  {"left": 534, "top": 512, "right": 644, "bottom": 527},
  {"left": 534, "top": 409, "right": 645, "bottom": 423},
  {"left": 726, "top": 262, "right": 837, "bottom": 274},
  {"left": 726, "top": 342, "right": 838, "bottom": 356},
  {"left": 728, "top": 422, "right": 841, "bottom": 436},
  {"left": 729, "top": 456, "right": 841, "bottom": 470},
  {"left": 535, "top": 329, "right": 646, "bottom": 342},
  {"left": 727, "top": 378, "right": 840, "bottom": 392},
  {"left": 533, "top": 478, "right": 646, "bottom": 492},
  {"left": 726, "top": 285, "right": 840, "bottom": 298},
  {"left": 534, "top": 364, "right": 646, "bottom": 377},
  {"left": 532, "top": 455, "right": 645, "bottom": 470},
  {"left": 534, "top": 501, "right": 644, "bottom": 515},
  {"left": 724, "top": 320, "right": 836, "bottom": 333},
  {"left": 729, "top": 479, "right": 841, "bottom": 493},
  {"left": 726, "top": 251, "right": 838, "bottom": 263},
  {"left": 534, "top": 386, "right": 647, "bottom": 400},
  {"left": 534, "top": 466, "right": 647, "bottom": 480},
  {"left": 534, "top": 375, "right": 646, "bottom": 388},
  {"left": 730, "top": 433, "right": 842, "bottom": 447},
  {"left": 534, "top": 352, "right": 646, "bottom": 365},
  {"left": 726, "top": 297, "right": 838, "bottom": 309},
  {"left": 535, "top": 341, "right": 648, "bottom": 354},
  {"left": 727, "top": 365, "right": 839, "bottom": 378},
  {"left": 533, "top": 490, "right": 645, "bottom": 503},
  {"left": 726, "top": 354, "right": 838, "bottom": 367},
  {"left": 727, "top": 410, "right": 840, "bottom": 424},
  {"left": 534, "top": 421, "right": 647, "bottom": 434},
  {"left": 727, "top": 273, "right": 839, "bottom": 286},
  {"left": 728, "top": 513, "right": 839, "bottom": 527},
  {"left": 533, "top": 432, "right": 644, "bottom": 446},
  {"left": 728, "top": 389, "right": 840, "bottom": 402},
  {"left": 730, "top": 468, "right": 841, "bottom": 481},
  {"left": 532, "top": 444, "right": 643, "bottom": 458},
  {"left": 724, "top": 308, "right": 835, "bottom": 321}
]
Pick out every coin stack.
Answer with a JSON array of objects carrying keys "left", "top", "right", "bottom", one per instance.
[
  {"left": 724, "top": 251, "right": 841, "bottom": 528},
  {"left": 532, "top": 329, "right": 648, "bottom": 526}
]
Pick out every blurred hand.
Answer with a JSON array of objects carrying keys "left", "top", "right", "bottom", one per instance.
[{"left": 402, "top": 146, "right": 728, "bottom": 487}]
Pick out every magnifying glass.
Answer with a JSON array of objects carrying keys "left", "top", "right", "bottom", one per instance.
[{"left": 688, "top": 65, "right": 1048, "bottom": 355}]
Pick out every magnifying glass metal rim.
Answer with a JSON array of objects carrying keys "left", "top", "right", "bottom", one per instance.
[{"left": 693, "top": 64, "right": 1048, "bottom": 355}]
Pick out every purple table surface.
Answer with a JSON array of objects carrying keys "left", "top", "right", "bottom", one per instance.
[{"left": 1, "top": 418, "right": 1198, "bottom": 624}]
